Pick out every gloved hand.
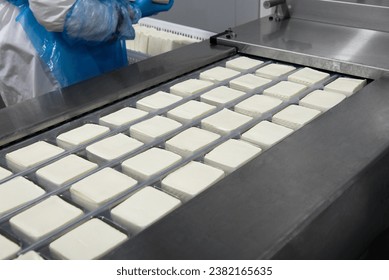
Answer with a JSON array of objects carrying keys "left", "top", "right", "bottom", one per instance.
[
  {"left": 63, "top": 0, "right": 141, "bottom": 45},
  {"left": 132, "top": 0, "right": 174, "bottom": 18}
]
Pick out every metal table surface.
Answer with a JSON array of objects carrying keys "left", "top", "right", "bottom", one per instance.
[{"left": 217, "top": 17, "right": 389, "bottom": 79}]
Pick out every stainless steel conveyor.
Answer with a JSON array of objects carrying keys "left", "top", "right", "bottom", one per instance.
[{"left": 1, "top": 0, "right": 389, "bottom": 259}]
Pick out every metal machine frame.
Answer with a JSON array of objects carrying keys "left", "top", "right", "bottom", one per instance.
[{"left": 2, "top": 0, "right": 389, "bottom": 259}]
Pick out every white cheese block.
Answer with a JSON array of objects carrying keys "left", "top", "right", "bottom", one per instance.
[
  {"left": 288, "top": 67, "right": 330, "bottom": 86},
  {"left": 6, "top": 141, "right": 64, "bottom": 173},
  {"left": 0, "top": 177, "right": 45, "bottom": 217},
  {"left": 167, "top": 100, "right": 216, "bottom": 123},
  {"left": 234, "top": 95, "right": 282, "bottom": 118},
  {"left": 15, "top": 251, "right": 43, "bottom": 260},
  {"left": 255, "top": 63, "right": 296, "bottom": 79},
  {"left": 147, "top": 30, "right": 164, "bottom": 56},
  {"left": 56, "top": 124, "right": 110, "bottom": 150},
  {"left": 229, "top": 74, "right": 272, "bottom": 92},
  {"left": 49, "top": 218, "right": 128, "bottom": 260},
  {"left": 324, "top": 77, "right": 366, "bottom": 97},
  {"left": 139, "top": 29, "right": 151, "bottom": 54},
  {"left": 160, "top": 34, "right": 174, "bottom": 54},
  {"left": 86, "top": 133, "right": 143, "bottom": 164},
  {"left": 299, "top": 90, "right": 346, "bottom": 112},
  {"left": 0, "top": 166, "right": 12, "bottom": 181},
  {"left": 125, "top": 38, "right": 135, "bottom": 51},
  {"left": 0, "top": 234, "right": 20, "bottom": 260},
  {"left": 132, "top": 25, "right": 141, "bottom": 52},
  {"left": 162, "top": 161, "right": 224, "bottom": 201},
  {"left": 204, "top": 139, "right": 261, "bottom": 173},
  {"left": 263, "top": 81, "right": 307, "bottom": 101},
  {"left": 225, "top": 56, "right": 264, "bottom": 72},
  {"left": 111, "top": 187, "right": 181, "bottom": 234},
  {"left": 201, "top": 109, "right": 253, "bottom": 135},
  {"left": 170, "top": 79, "right": 214, "bottom": 97},
  {"left": 200, "top": 86, "right": 246, "bottom": 106},
  {"left": 9, "top": 196, "right": 83, "bottom": 243},
  {"left": 199, "top": 66, "right": 240, "bottom": 83},
  {"left": 99, "top": 107, "right": 148, "bottom": 129},
  {"left": 136, "top": 91, "right": 182, "bottom": 112},
  {"left": 241, "top": 121, "right": 293, "bottom": 150},
  {"left": 272, "top": 105, "right": 321, "bottom": 130},
  {"left": 129, "top": 116, "right": 182, "bottom": 143},
  {"left": 130, "top": 26, "right": 141, "bottom": 53},
  {"left": 36, "top": 155, "right": 98, "bottom": 191},
  {"left": 165, "top": 127, "right": 220, "bottom": 157},
  {"left": 121, "top": 148, "right": 182, "bottom": 181},
  {"left": 70, "top": 167, "right": 137, "bottom": 210}
]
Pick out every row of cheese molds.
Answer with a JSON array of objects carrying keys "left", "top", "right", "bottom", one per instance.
[{"left": 0, "top": 55, "right": 366, "bottom": 260}]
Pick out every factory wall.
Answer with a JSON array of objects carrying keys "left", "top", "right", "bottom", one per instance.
[{"left": 154, "top": 0, "right": 273, "bottom": 32}]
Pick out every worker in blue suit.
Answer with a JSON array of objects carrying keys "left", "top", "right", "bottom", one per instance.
[{"left": 0, "top": 0, "right": 173, "bottom": 106}]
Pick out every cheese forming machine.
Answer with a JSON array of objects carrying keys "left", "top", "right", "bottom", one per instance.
[{"left": 1, "top": 0, "right": 389, "bottom": 259}]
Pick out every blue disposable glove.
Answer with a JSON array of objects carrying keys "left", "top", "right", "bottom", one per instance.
[
  {"left": 133, "top": 0, "right": 174, "bottom": 17},
  {"left": 63, "top": 0, "right": 141, "bottom": 45}
]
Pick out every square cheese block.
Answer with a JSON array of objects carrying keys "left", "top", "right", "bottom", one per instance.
[
  {"left": 241, "top": 121, "right": 293, "bottom": 150},
  {"left": 229, "top": 74, "right": 272, "bottom": 92},
  {"left": 15, "top": 251, "right": 43, "bottom": 260},
  {"left": 111, "top": 187, "right": 181, "bottom": 234},
  {"left": 288, "top": 67, "right": 330, "bottom": 86},
  {"left": 263, "top": 81, "right": 307, "bottom": 101},
  {"left": 201, "top": 109, "right": 253, "bottom": 135},
  {"left": 324, "top": 77, "right": 366, "bottom": 97},
  {"left": 0, "top": 166, "right": 12, "bottom": 181},
  {"left": 0, "top": 234, "right": 20, "bottom": 260},
  {"left": 99, "top": 107, "right": 148, "bottom": 129},
  {"left": 299, "top": 90, "right": 346, "bottom": 112},
  {"left": 204, "top": 139, "right": 262, "bottom": 173},
  {"left": 0, "top": 177, "right": 45, "bottom": 217},
  {"left": 56, "top": 124, "right": 110, "bottom": 150},
  {"left": 255, "top": 63, "right": 296, "bottom": 79},
  {"left": 129, "top": 116, "right": 182, "bottom": 143},
  {"left": 234, "top": 95, "right": 282, "bottom": 118},
  {"left": 170, "top": 79, "right": 214, "bottom": 97},
  {"left": 199, "top": 66, "right": 240, "bottom": 83},
  {"left": 36, "top": 155, "right": 98, "bottom": 191},
  {"left": 9, "top": 196, "right": 83, "bottom": 243},
  {"left": 162, "top": 161, "right": 224, "bottom": 201},
  {"left": 49, "top": 219, "right": 127, "bottom": 260},
  {"left": 225, "top": 56, "right": 264, "bottom": 72},
  {"left": 6, "top": 141, "right": 64, "bottom": 173},
  {"left": 200, "top": 86, "right": 246, "bottom": 106},
  {"left": 134, "top": 26, "right": 150, "bottom": 53},
  {"left": 272, "top": 105, "right": 321, "bottom": 130},
  {"left": 122, "top": 148, "right": 182, "bottom": 181},
  {"left": 86, "top": 133, "right": 143, "bottom": 164},
  {"left": 167, "top": 100, "right": 216, "bottom": 123},
  {"left": 136, "top": 91, "right": 182, "bottom": 112},
  {"left": 145, "top": 29, "right": 162, "bottom": 56},
  {"left": 165, "top": 127, "right": 220, "bottom": 157},
  {"left": 70, "top": 167, "right": 137, "bottom": 210}
]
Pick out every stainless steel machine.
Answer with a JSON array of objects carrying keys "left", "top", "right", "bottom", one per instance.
[{"left": 1, "top": 0, "right": 389, "bottom": 259}]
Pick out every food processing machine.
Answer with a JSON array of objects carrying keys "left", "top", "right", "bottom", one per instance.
[{"left": 1, "top": 0, "right": 389, "bottom": 259}]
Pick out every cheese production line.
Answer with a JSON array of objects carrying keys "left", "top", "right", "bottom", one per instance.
[{"left": 1, "top": 0, "right": 389, "bottom": 259}]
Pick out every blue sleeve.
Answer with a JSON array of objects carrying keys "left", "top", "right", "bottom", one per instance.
[
  {"left": 63, "top": 0, "right": 141, "bottom": 45},
  {"left": 133, "top": 0, "right": 174, "bottom": 18}
]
